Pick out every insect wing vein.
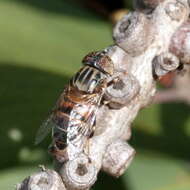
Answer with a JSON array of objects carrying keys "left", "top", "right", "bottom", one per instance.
[{"left": 35, "top": 116, "right": 55, "bottom": 145}]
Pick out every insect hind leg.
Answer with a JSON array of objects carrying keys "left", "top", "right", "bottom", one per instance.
[{"left": 48, "top": 143, "right": 68, "bottom": 163}]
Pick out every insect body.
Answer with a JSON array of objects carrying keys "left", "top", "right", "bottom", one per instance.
[{"left": 35, "top": 51, "right": 114, "bottom": 163}]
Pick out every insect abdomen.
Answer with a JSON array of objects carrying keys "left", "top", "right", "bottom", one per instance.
[{"left": 53, "top": 97, "right": 96, "bottom": 150}]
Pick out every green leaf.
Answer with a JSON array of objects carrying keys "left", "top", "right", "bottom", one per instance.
[{"left": 124, "top": 154, "right": 190, "bottom": 190}]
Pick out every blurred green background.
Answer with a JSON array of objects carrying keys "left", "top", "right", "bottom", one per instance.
[{"left": 0, "top": 0, "right": 190, "bottom": 189}]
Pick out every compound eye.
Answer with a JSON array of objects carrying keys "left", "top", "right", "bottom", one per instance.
[
  {"left": 98, "top": 56, "right": 114, "bottom": 75},
  {"left": 82, "top": 52, "right": 99, "bottom": 64},
  {"left": 82, "top": 51, "right": 114, "bottom": 76}
]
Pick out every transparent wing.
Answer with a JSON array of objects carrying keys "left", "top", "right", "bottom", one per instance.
[{"left": 35, "top": 115, "right": 55, "bottom": 145}]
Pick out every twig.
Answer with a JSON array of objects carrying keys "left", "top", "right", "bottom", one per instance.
[
  {"left": 17, "top": 0, "right": 190, "bottom": 189},
  {"left": 16, "top": 168, "right": 66, "bottom": 190}
]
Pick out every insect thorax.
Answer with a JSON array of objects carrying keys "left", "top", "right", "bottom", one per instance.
[{"left": 71, "top": 65, "right": 107, "bottom": 93}]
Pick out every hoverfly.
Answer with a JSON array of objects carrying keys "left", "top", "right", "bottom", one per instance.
[{"left": 35, "top": 50, "right": 114, "bottom": 163}]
